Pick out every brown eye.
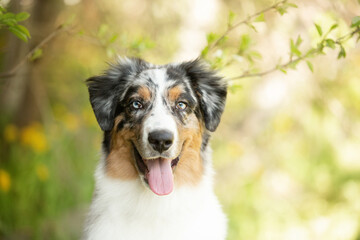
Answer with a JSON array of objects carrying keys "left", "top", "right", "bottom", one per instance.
[
  {"left": 131, "top": 101, "right": 143, "bottom": 110},
  {"left": 176, "top": 102, "right": 187, "bottom": 110}
]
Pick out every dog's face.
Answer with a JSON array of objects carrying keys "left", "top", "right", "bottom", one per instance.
[{"left": 87, "top": 58, "right": 227, "bottom": 195}]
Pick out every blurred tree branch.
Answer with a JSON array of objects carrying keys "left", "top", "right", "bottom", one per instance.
[
  {"left": 0, "top": 24, "right": 72, "bottom": 79},
  {"left": 228, "top": 27, "right": 360, "bottom": 82},
  {"left": 201, "top": 0, "right": 297, "bottom": 57},
  {"left": 200, "top": 0, "right": 360, "bottom": 84},
  {"left": 206, "top": 0, "right": 289, "bottom": 54}
]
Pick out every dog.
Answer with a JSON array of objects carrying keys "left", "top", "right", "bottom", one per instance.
[{"left": 83, "top": 57, "right": 228, "bottom": 240}]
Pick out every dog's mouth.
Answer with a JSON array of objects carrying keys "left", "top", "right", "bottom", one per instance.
[{"left": 133, "top": 145, "right": 180, "bottom": 196}]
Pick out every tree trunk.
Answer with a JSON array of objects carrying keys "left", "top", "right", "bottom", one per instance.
[
  {"left": 0, "top": 1, "right": 30, "bottom": 123},
  {"left": 0, "top": 0, "right": 64, "bottom": 127}
]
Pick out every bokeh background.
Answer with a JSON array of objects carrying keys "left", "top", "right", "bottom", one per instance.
[{"left": 1, "top": 0, "right": 360, "bottom": 239}]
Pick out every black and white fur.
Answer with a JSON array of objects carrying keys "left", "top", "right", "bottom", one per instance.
[{"left": 83, "top": 57, "right": 227, "bottom": 240}]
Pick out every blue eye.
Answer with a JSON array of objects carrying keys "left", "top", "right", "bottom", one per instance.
[
  {"left": 176, "top": 102, "right": 187, "bottom": 110},
  {"left": 131, "top": 101, "right": 143, "bottom": 110}
]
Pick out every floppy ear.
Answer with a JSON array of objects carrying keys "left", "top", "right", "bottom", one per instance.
[
  {"left": 86, "top": 57, "right": 150, "bottom": 131},
  {"left": 86, "top": 75, "right": 119, "bottom": 131},
  {"left": 181, "top": 59, "right": 227, "bottom": 132}
]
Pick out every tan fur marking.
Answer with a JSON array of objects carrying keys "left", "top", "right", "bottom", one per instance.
[
  {"left": 138, "top": 86, "right": 151, "bottom": 101},
  {"left": 105, "top": 116, "right": 138, "bottom": 179},
  {"left": 174, "top": 114, "right": 204, "bottom": 186},
  {"left": 105, "top": 110, "right": 205, "bottom": 186},
  {"left": 168, "top": 85, "right": 184, "bottom": 102}
]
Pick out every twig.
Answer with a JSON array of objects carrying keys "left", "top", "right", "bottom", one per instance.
[
  {"left": 336, "top": 27, "right": 360, "bottom": 43},
  {"left": 0, "top": 24, "right": 73, "bottom": 79},
  {"left": 207, "top": 0, "right": 288, "bottom": 53},
  {"left": 228, "top": 28, "right": 360, "bottom": 82},
  {"left": 228, "top": 56, "right": 304, "bottom": 81}
]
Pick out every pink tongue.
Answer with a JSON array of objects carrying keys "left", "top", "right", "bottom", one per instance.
[{"left": 146, "top": 158, "right": 174, "bottom": 196}]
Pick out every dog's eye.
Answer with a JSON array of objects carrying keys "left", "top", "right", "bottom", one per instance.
[
  {"left": 176, "top": 102, "right": 187, "bottom": 110},
  {"left": 131, "top": 101, "right": 143, "bottom": 110}
]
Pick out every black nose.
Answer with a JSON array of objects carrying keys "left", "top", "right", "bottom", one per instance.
[{"left": 148, "top": 130, "right": 174, "bottom": 153}]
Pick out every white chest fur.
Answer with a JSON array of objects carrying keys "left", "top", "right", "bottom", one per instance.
[{"left": 83, "top": 162, "right": 227, "bottom": 240}]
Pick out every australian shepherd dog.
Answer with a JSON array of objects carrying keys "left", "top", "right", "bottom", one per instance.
[{"left": 83, "top": 57, "right": 227, "bottom": 240}]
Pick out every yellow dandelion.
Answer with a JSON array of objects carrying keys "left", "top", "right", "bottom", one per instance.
[
  {"left": 36, "top": 164, "right": 49, "bottom": 181},
  {"left": 20, "top": 122, "right": 48, "bottom": 153},
  {"left": 4, "top": 124, "right": 18, "bottom": 142},
  {"left": 0, "top": 169, "right": 11, "bottom": 192}
]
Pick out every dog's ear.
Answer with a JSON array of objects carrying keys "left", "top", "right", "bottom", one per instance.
[
  {"left": 180, "top": 59, "right": 227, "bottom": 132},
  {"left": 86, "top": 57, "right": 150, "bottom": 131},
  {"left": 86, "top": 75, "right": 119, "bottom": 131}
]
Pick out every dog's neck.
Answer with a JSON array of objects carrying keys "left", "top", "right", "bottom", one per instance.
[{"left": 83, "top": 146, "right": 226, "bottom": 240}]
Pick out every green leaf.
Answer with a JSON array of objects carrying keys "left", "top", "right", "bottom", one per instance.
[
  {"left": 276, "top": 64, "right": 287, "bottom": 74},
  {"left": 325, "top": 39, "right": 336, "bottom": 49},
  {"left": 246, "top": 53, "right": 254, "bottom": 63},
  {"left": 238, "top": 34, "right": 251, "bottom": 53},
  {"left": 2, "top": 12, "right": 16, "bottom": 20},
  {"left": 30, "top": 48, "right": 43, "bottom": 61},
  {"left": 210, "top": 56, "right": 224, "bottom": 69},
  {"left": 229, "top": 84, "right": 243, "bottom": 94},
  {"left": 338, "top": 45, "right": 346, "bottom": 59},
  {"left": 201, "top": 46, "right": 209, "bottom": 57},
  {"left": 129, "top": 37, "right": 155, "bottom": 54},
  {"left": 306, "top": 48, "right": 317, "bottom": 56},
  {"left": 276, "top": 6, "right": 287, "bottom": 15},
  {"left": 228, "top": 10, "right": 236, "bottom": 26},
  {"left": 248, "top": 50, "right": 262, "bottom": 60},
  {"left": 351, "top": 16, "right": 360, "bottom": 28},
  {"left": 285, "top": 3, "right": 298, "bottom": 8},
  {"left": 206, "top": 32, "right": 217, "bottom": 44},
  {"left": 278, "top": 67, "right": 287, "bottom": 74},
  {"left": 295, "top": 35, "right": 303, "bottom": 47},
  {"left": 306, "top": 61, "right": 314, "bottom": 72},
  {"left": 15, "top": 12, "right": 30, "bottom": 22},
  {"left": 317, "top": 42, "right": 325, "bottom": 54},
  {"left": 247, "top": 23, "right": 257, "bottom": 32},
  {"left": 254, "top": 13, "right": 265, "bottom": 22},
  {"left": 108, "top": 33, "right": 119, "bottom": 44},
  {"left": 288, "top": 60, "right": 299, "bottom": 69},
  {"left": 1, "top": 13, "right": 16, "bottom": 26},
  {"left": 15, "top": 24, "right": 30, "bottom": 38},
  {"left": 1, "top": 18, "right": 17, "bottom": 27},
  {"left": 8, "top": 26, "right": 28, "bottom": 41},
  {"left": 315, "top": 24, "right": 323, "bottom": 36},
  {"left": 329, "top": 23, "right": 338, "bottom": 31},
  {"left": 290, "top": 39, "right": 301, "bottom": 57},
  {"left": 217, "top": 36, "right": 228, "bottom": 46}
]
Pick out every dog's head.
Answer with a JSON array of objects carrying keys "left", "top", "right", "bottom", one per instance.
[{"left": 87, "top": 58, "right": 227, "bottom": 195}]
